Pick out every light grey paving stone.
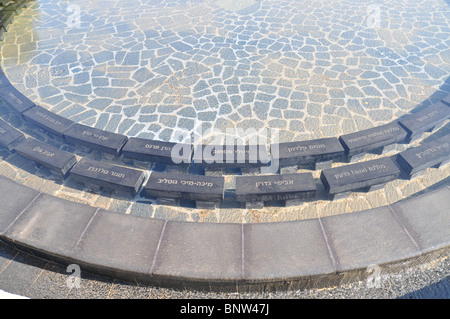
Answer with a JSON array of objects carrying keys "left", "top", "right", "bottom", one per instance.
[
  {"left": 0, "top": 176, "right": 40, "bottom": 235},
  {"left": 320, "top": 206, "right": 421, "bottom": 272},
  {"left": 243, "top": 220, "right": 335, "bottom": 280},
  {"left": 4, "top": 194, "right": 98, "bottom": 259},
  {"left": 73, "top": 210, "right": 165, "bottom": 280},
  {"left": 390, "top": 187, "right": 450, "bottom": 254},
  {"left": 0, "top": 85, "right": 35, "bottom": 113}
]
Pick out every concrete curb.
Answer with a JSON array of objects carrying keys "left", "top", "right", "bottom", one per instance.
[{"left": 0, "top": 175, "right": 448, "bottom": 292}]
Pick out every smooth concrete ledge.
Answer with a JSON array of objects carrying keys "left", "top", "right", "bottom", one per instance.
[{"left": 0, "top": 175, "right": 448, "bottom": 292}]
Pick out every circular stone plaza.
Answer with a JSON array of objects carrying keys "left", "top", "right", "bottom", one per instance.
[{"left": 0, "top": 0, "right": 449, "bottom": 300}]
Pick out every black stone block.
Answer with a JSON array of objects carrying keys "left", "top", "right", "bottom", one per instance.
[
  {"left": 14, "top": 138, "right": 77, "bottom": 177},
  {"left": 0, "top": 85, "right": 35, "bottom": 113},
  {"left": 272, "top": 137, "right": 345, "bottom": 167},
  {"left": 192, "top": 144, "right": 270, "bottom": 169},
  {"left": 63, "top": 123, "right": 128, "bottom": 155},
  {"left": 22, "top": 105, "right": 74, "bottom": 137},
  {"left": 396, "top": 134, "right": 450, "bottom": 176},
  {"left": 0, "top": 118, "right": 24, "bottom": 150},
  {"left": 339, "top": 122, "right": 408, "bottom": 157},
  {"left": 398, "top": 102, "right": 450, "bottom": 141},
  {"left": 320, "top": 157, "right": 401, "bottom": 196},
  {"left": 144, "top": 171, "right": 225, "bottom": 202},
  {"left": 236, "top": 173, "right": 316, "bottom": 202},
  {"left": 122, "top": 137, "right": 192, "bottom": 165},
  {"left": 442, "top": 95, "right": 450, "bottom": 107},
  {"left": 69, "top": 158, "right": 145, "bottom": 195}
]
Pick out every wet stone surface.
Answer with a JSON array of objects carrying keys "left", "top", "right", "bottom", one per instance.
[{"left": 0, "top": 0, "right": 449, "bottom": 144}]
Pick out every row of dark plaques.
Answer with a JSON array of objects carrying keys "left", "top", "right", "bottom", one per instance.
[
  {"left": 0, "top": 0, "right": 31, "bottom": 40},
  {"left": 1, "top": 72, "right": 450, "bottom": 172},
  {"left": 1, "top": 70, "right": 450, "bottom": 207},
  {"left": 1, "top": 113, "right": 449, "bottom": 207}
]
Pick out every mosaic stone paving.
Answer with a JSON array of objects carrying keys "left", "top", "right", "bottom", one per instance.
[
  {"left": 0, "top": 0, "right": 449, "bottom": 223},
  {"left": 1, "top": 0, "right": 450, "bottom": 143}
]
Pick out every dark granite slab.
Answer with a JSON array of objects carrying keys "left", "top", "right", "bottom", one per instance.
[
  {"left": 192, "top": 144, "right": 270, "bottom": 168},
  {"left": 398, "top": 102, "right": 450, "bottom": 140},
  {"left": 63, "top": 123, "right": 128, "bottom": 155},
  {"left": 320, "top": 157, "right": 401, "bottom": 195},
  {"left": 339, "top": 122, "right": 408, "bottom": 157},
  {"left": 0, "top": 118, "right": 24, "bottom": 150},
  {"left": 122, "top": 137, "right": 192, "bottom": 165},
  {"left": 151, "top": 221, "right": 242, "bottom": 282},
  {"left": 272, "top": 137, "right": 345, "bottom": 167},
  {"left": 22, "top": 105, "right": 74, "bottom": 137},
  {"left": 396, "top": 134, "right": 450, "bottom": 176},
  {"left": 0, "top": 85, "right": 35, "bottom": 113},
  {"left": 144, "top": 171, "right": 225, "bottom": 202},
  {"left": 69, "top": 158, "right": 145, "bottom": 195},
  {"left": 442, "top": 95, "right": 450, "bottom": 107},
  {"left": 3, "top": 1, "right": 27, "bottom": 15},
  {"left": 235, "top": 173, "right": 316, "bottom": 202},
  {"left": 243, "top": 220, "right": 335, "bottom": 280},
  {"left": 14, "top": 138, "right": 77, "bottom": 177},
  {"left": 0, "top": 8, "right": 14, "bottom": 31},
  {"left": 0, "top": 176, "right": 40, "bottom": 235}
]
